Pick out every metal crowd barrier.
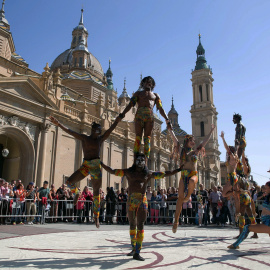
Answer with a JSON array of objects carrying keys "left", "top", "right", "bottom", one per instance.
[{"left": 0, "top": 197, "right": 265, "bottom": 225}]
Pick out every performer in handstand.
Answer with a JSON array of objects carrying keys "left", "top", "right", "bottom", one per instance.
[
  {"left": 220, "top": 131, "right": 241, "bottom": 221},
  {"left": 233, "top": 113, "right": 246, "bottom": 158},
  {"left": 235, "top": 150, "right": 258, "bottom": 239},
  {"left": 119, "top": 76, "right": 172, "bottom": 162},
  {"left": 170, "top": 124, "right": 216, "bottom": 233},
  {"left": 228, "top": 181, "right": 270, "bottom": 249},
  {"left": 49, "top": 115, "right": 121, "bottom": 228},
  {"left": 101, "top": 153, "right": 183, "bottom": 261}
]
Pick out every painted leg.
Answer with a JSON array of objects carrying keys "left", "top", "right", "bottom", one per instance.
[
  {"left": 249, "top": 216, "right": 258, "bottom": 238},
  {"left": 127, "top": 229, "right": 137, "bottom": 256},
  {"left": 93, "top": 195, "right": 100, "bottom": 228},
  {"left": 143, "top": 136, "right": 151, "bottom": 159},
  {"left": 228, "top": 225, "right": 250, "bottom": 249},
  {"left": 134, "top": 136, "right": 142, "bottom": 155},
  {"left": 183, "top": 176, "right": 198, "bottom": 203}
]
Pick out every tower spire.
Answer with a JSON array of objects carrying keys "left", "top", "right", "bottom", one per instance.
[
  {"left": 106, "top": 59, "right": 114, "bottom": 90},
  {"left": 79, "top": 8, "right": 84, "bottom": 25},
  {"left": 195, "top": 34, "right": 209, "bottom": 70},
  {"left": 0, "top": 0, "right": 9, "bottom": 31}
]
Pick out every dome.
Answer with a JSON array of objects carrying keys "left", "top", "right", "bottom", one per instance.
[
  {"left": 50, "top": 48, "right": 104, "bottom": 76},
  {"left": 162, "top": 125, "right": 187, "bottom": 137},
  {"left": 119, "top": 89, "right": 130, "bottom": 99},
  {"left": 73, "top": 24, "right": 88, "bottom": 33}
]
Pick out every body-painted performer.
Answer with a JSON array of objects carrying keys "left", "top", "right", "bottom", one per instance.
[
  {"left": 170, "top": 124, "right": 216, "bottom": 233},
  {"left": 235, "top": 151, "right": 258, "bottom": 239},
  {"left": 119, "top": 76, "right": 172, "bottom": 162},
  {"left": 228, "top": 181, "right": 270, "bottom": 249},
  {"left": 101, "top": 153, "right": 183, "bottom": 261},
  {"left": 220, "top": 131, "right": 241, "bottom": 220},
  {"left": 233, "top": 113, "right": 246, "bottom": 158},
  {"left": 49, "top": 115, "right": 121, "bottom": 228}
]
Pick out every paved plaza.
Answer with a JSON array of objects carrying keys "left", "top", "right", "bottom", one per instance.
[{"left": 0, "top": 224, "right": 269, "bottom": 270}]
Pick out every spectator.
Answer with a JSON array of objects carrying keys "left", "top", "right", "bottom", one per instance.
[
  {"left": 117, "top": 188, "right": 127, "bottom": 224},
  {"left": 82, "top": 186, "right": 93, "bottom": 223},
  {"left": 76, "top": 191, "right": 86, "bottom": 223},
  {"left": 182, "top": 196, "right": 192, "bottom": 225},
  {"left": 99, "top": 188, "right": 105, "bottom": 223},
  {"left": 49, "top": 184, "right": 58, "bottom": 223},
  {"left": 227, "top": 194, "right": 236, "bottom": 225},
  {"left": 215, "top": 200, "right": 226, "bottom": 226},
  {"left": 15, "top": 183, "right": 26, "bottom": 225},
  {"left": 157, "top": 185, "right": 161, "bottom": 195},
  {"left": 25, "top": 182, "right": 36, "bottom": 225},
  {"left": 197, "top": 184, "right": 208, "bottom": 225},
  {"left": 0, "top": 179, "right": 9, "bottom": 225},
  {"left": 256, "top": 185, "right": 265, "bottom": 224},
  {"left": 146, "top": 186, "right": 152, "bottom": 223},
  {"left": 57, "top": 184, "right": 69, "bottom": 222},
  {"left": 198, "top": 202, "right": 206, "bottom": 227},
  {"left": 150, "top": 190, "right": 160, "bottom": 224},
  {"left": 167, "top": 187, "right": 178, "bottom": 224},
  {"left": 105, "top": 187, "right": 116, "bottom": 224},
  {"left": 191, "top": 189, "right": 197, "bottom": 224},
  {"left": 209, "top": 186, "right": 222, "bottom": 224},
  {"left": 158, "top": 189, "right": 167, "bottom": 224},
  {"left": 37, "top": 181, "right": 51, "bottom": 224}
]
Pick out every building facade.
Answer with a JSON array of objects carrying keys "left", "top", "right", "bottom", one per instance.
[{"left": 0, "top": 4, "right": 220, "bottom": 191}]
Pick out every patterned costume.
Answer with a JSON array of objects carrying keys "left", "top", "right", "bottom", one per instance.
[
  {"left": 68, "top": 159, "right": 102, "bottom": 219},
  {"left": 181, "top": 170, "right": 198, "bottom": 196},
  {"left": 227, "top": 172, "right": 238, "bottom": 186}
]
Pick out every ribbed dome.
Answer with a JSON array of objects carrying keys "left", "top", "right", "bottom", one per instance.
[
  {"left": 162, "top": 125, "right": 187, "bottom": 137},
  {"left": 50, "top": 49, "right": 103, "bottom": 75}
]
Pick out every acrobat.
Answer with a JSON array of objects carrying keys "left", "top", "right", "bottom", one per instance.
[
  {"left": 119, "top": 76, "right": 172, "bottom": 162},
  {"left": 101, "top": 153, "right": 182, "bottom": 261},
  {"left": 228, "top": 181, "right": 270, "bottom": 249},
  {"left": 168, "top": 124, "right": 216, "bottom": 233},
  {"left": 49, "top": 115, "right": 121, "bottom": 228}
]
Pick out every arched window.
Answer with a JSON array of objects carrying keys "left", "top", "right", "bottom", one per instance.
[
  {"left": 200, "top": 121, "right": 205, "bottom": 137},
  {"left": 206, "top": 84, "right": 209, "bottom": 101},
  {"left": 74, "top": 58, "right": 77, "bottom": 66},
  {"left": 79, "top": 36, "right": 82, "bottom": 42},
  {"left": 79, "top": 57, "right": 83, "bottom": 67},
  {"left": 72, "top": 36, "right": 76, "bottom": 44},
  {"left": 199, "top": 85, "right": 203, "bottom": 102}
]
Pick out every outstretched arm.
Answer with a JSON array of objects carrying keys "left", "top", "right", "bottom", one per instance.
[
  {"left": 119, "top": 92, "right": 139, "bottom": 119},
  {"left": 195, "top": 124, "right": 216, "bottom": 153},
  {"left": 220, "top": 131, "right": 231, "bottom": 154},
  {"left": 101, "top": 116, "right": 121, "bottom": 142},
  {"left": 49, "top": 116, "right": 84, "bottom": 140},
  {"left": 100, "top": 161, "right": 125, "bottom": 177},
  {"left": 151, "top": 165, "right": 184, "bottom": 179}
]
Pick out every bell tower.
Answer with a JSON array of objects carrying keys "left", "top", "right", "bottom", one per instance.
[{"left": 190, "top": 34, "right": 220, "bottom": 188}]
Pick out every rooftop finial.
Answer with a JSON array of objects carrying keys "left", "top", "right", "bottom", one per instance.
[
  {"left": 124, "top": 77, "right": 126, "bottom": 90},
  {"left": 198, "top": 33, "right": 201, "bottom": 44},
  {"left": 1, "top": 0, "right": 5, "bottom": 12},
  {"left": 79, "top": 8, "right": 84, "bottom": 25},
  {"left": 109, "top": 58, "right": 111, "bottom": 68}
]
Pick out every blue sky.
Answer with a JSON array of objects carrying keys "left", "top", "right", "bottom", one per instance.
[{"left": 5, "top": 0, "right": 270, "bottom": 185}]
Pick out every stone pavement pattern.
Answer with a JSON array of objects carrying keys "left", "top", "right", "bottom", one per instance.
[{"left": 0, "top": 224, "right": 269, "bottom": 270}]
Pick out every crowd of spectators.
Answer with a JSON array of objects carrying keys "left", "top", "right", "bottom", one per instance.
[{"left": 0, "top": 177, "right": 267, "bottom": 227}]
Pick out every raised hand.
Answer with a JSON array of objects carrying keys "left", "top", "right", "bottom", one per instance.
[{"left": 220, "top": 131, "right": 224, "bottom": 138}]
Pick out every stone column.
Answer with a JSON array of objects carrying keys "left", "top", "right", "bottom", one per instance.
[{"left": 37, "top": 123, "right": 51, "bottom": 187}]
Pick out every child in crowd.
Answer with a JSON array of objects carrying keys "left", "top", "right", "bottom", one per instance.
[
  {"left": 198, "top": 202, "right": 206, "bottom": 227},
  {"left": 76, "top": 191, "right": 85, "bottom": 223}
]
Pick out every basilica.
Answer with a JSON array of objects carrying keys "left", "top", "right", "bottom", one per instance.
[{"left": 0, "top": 3, "right": 221, "bottom": 191}]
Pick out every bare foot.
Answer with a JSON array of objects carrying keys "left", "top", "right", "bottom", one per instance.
[
  {"left": 251, "top": 233, "right": 258, "bottom": 239},
  {"left": 94, "top": 217, "right": 100, "bottom": 228},
  {"left": 172, "top": 222, "right": 179, "bottom": 233},
  {"left": 227, "top": 244, "right": 239, "bottom": 249}
]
